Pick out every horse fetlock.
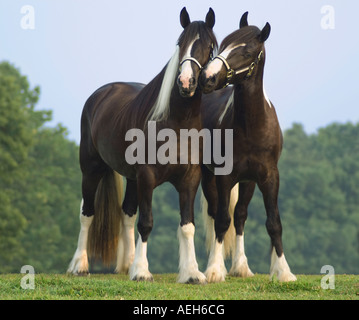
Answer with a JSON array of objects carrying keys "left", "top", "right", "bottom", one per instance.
[{"left": 67, "top": 250, "right": 89, "bottom": 275}]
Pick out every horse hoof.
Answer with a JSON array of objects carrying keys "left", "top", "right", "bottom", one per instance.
[
  {"left": 132, "top": 274, "right": 154, "bottom": 282},
  {"left": 186, "top": 277, "right": 207, "bottom": 285}
]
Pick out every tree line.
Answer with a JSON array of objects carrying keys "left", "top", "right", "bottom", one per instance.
[{"left": 0, "top": 61, "right": 358, "bottom": 275}]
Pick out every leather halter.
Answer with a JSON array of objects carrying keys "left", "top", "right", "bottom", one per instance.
[
  {"left": 213, "top": 50, "right": 263, "bottom": 87},
  {"left": 179, "top": 57, "right": 203, "bottom": 71}
]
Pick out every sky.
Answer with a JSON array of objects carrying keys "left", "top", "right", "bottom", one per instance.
[{"left": 1, "top": 0, "right": 358, "bottom": 143}]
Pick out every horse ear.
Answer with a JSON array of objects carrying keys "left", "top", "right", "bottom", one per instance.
[
  {"left": 205, "top": 8, "right": 215, "bottom": 29},
  {"left": 260, "top": 22, "right": 271, "bottom": 42},
  {"left": 180, "top": 7, "right": 191, "bottom": 29},
  {"left": 239, "top": 11, "right": 249, "bottom": 28}
]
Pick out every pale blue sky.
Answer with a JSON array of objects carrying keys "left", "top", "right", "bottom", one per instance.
[{"left": 1, "top": 0, "right": 358, "bottom": 143}]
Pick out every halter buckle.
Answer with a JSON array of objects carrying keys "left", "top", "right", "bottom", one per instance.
[
  {"left": 227, "top": 69, "right": 234, "bottom": 82},
  {"left": 246, "top": 62, "right": 256, "bottom": 78}
]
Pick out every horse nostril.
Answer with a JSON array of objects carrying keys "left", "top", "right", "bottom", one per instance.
[
  {"left": 209, "top": 75, "right": 216, "bottom": 84},
  {"left": 189, "top": 77, "right": 196, "bottom": 87}
]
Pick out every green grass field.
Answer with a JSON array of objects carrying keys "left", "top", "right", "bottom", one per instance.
[{"left": 0, "top": 273, "right": 358, "bottom": 300}]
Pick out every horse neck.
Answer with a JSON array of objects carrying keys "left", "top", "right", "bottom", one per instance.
[
  {"left": 169, "top": 88, "right": 202, "bottom": 127},
  {"left": 232, "top": 65, "right": 266, "bottom": 130}
]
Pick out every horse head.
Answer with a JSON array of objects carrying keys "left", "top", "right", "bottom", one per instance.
[
  {"left": 200, "top": 12, "right": 270, "bottom": 93},
  {"left": 177, "top": 7, "right": 217, "bottom": 97}
]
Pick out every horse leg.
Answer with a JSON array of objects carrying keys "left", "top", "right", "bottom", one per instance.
[
  {"left": 129, "top": 167, "right": 155, "bottom": 281},
  {"left": 176, "top": 169, "right": 206, "bottom": 284},
  {"left": 205, "top": 175, "right": 232, "bottom": 283},
  {"left": 115, "top": 178, "right": 137, "bottom": 274},
  {"left": 67, "top": 162, "right": 106, "bottom": 275},
  {"left": 258, "top": 168, "right": 296, "bottom": 282},
  {"left": 201, "top": 164, "right": 218, "bottom": 252},
  {"left": 229, "top": 182, "right": 255, "bottom": 277}
]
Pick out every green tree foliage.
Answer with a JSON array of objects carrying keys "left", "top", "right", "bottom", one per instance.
[
  {"left": 0, "top": 62, "right": 80, "bottom": 272},
  {"left": 0, "top": 61, "right": 358, "bottom": 275}
]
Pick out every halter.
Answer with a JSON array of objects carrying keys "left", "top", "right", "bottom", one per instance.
[
  {"left": 179, "top": 57, "right": 203, "bottom": 71},
  {"left": 213, "top": 50, "right": 263, "bottom": 88}
]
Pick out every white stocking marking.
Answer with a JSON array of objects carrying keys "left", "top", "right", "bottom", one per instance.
[
  {"left": 177, "top": 223, "right": 206, "bottom": 284},
  {"left": 269, "top": 248, "right": 297, "bottom": 282},
  {"left": 205, "top": 239, "right": 227, "bottom": 283},
  {"left": 129, "top": 234, "right": 153, "bottom": 281},
  {"left": 67, "top": 202, "right": 93, "bottom": 275},
  {"left": 229, "top": 234, "right": 254, "bottom": 277},
  {"left": 115, "top": 214, "right": 136, "bottom": 274}
]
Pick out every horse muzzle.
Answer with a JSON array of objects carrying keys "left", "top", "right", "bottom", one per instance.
[
  {"left": 199, "top": 71, "right": 218, "bottom": 94},
  {"left": 177, "top": 76, "right": 197, "bottom": 97}
]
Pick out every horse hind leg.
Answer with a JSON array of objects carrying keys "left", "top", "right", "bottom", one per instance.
[
  {"left": 67, "top": 153, "right": 107, "bottom": 275},
  {"left": 115, "top": 178, "right": 137, "bottom": 274},
  {"left": 67, "top": 200, "right": 93, "bottom": 275},
  {"left": 229, "top": 182, "right": 255, "bottom": 278},
  {"left": 129, "top": 167, "right": 155, "bottom": 281}
]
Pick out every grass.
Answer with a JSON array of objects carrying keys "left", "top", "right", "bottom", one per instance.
[{"left": 0, "top": 273, "right": 358, "bottom": 300}]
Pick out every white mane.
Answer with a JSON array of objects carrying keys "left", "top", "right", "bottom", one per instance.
[
  {"left": 148, "top": 45, "right": 180, "bottom": 122},
  {"left": 218, "top": 89, "right": 234, "bottom": 124}
]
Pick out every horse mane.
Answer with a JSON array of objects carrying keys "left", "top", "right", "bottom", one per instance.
[
  {"left": 147, "top": 46, "right": 180, "bottom": 123},
  {"left": 130, "top": 21, "right": 218, "bottom": 127}
]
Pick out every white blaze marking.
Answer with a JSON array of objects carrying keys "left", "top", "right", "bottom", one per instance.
[
  {"left": 205, "top": 43, "right": 246, "bottom": 78},
  {"left": 179, "top": 34, "right": 200, "bottom": 89}
]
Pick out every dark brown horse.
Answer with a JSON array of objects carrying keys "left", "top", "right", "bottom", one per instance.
[
  {"left": 199, "top": 12, "right": 296, "bottom": 282},
  {"left": 68, "top": 7, "right": 217, "bottom": 283}
]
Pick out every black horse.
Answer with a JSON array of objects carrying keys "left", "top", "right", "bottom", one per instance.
[
  {"left": 68, "top": 7, "right": 217, "bottom": 283},
  {"left": 199, "top": 12, "right": 296, "bottom": 282}
]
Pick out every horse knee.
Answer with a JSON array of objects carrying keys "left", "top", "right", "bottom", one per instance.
[
  {"left": 215, "top": 212, "right": 231, "bottom": 242},
  {"left": 265, "top": 216, "right": 282, "bottom": 237},
  {"left": 233, "top": 205, "right": 248, "bottom": 235},
  {"left": 137, "top": 216, "right": 153, "bottom": 242}
]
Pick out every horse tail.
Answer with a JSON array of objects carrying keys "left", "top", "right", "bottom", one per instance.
[
  {"left": 88, "top": 170, "right": 124, "bottom": 266},
  {"left": 201, "top": 184, "right": 238, "bottom": 259}
]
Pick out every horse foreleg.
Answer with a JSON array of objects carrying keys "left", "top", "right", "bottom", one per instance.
[
  {"left": 205, "top": 176, "right": 232, "bottom": 283},
  {"left": 177, "top": 179, "right": 206, "bottom": 284},
  {"left": 229, "top": 182, "right": 255, "bottom": 278},
  {"left": 258, "top": 168, "right": 296, "bottom": 282}
]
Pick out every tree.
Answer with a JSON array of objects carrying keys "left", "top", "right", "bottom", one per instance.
[{"left": 0, "top": 62, "right": 46, "bottom": 271}]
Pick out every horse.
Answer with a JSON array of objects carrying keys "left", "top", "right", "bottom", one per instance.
[
  {"left": 198, "top": 12, "right": 297, "bottom": 282},
  {"left": 67, "top": 7, "right": 217, "bottom": 284}
]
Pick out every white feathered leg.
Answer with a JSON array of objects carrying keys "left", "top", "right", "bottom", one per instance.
[
  {"left": 229, "top": 234, "right": 254, "bottom": 277},
  {"left": 129, "top": 234, "right": 153, "bottom": 281},
  {"left": 115, "top": 214, "right": 136, "bottom": 274},
  {"left": 205, "top": 238, "right": 227, "bottom": 283},
  {"left": 269, "top": 248, "right": 297, "bottom": 282},
  {"left": 67, "top": 202, "right": 93, "bottom": 275},
  {"left": 177, "top": 223, "right": 206, "bottom": 284}
]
